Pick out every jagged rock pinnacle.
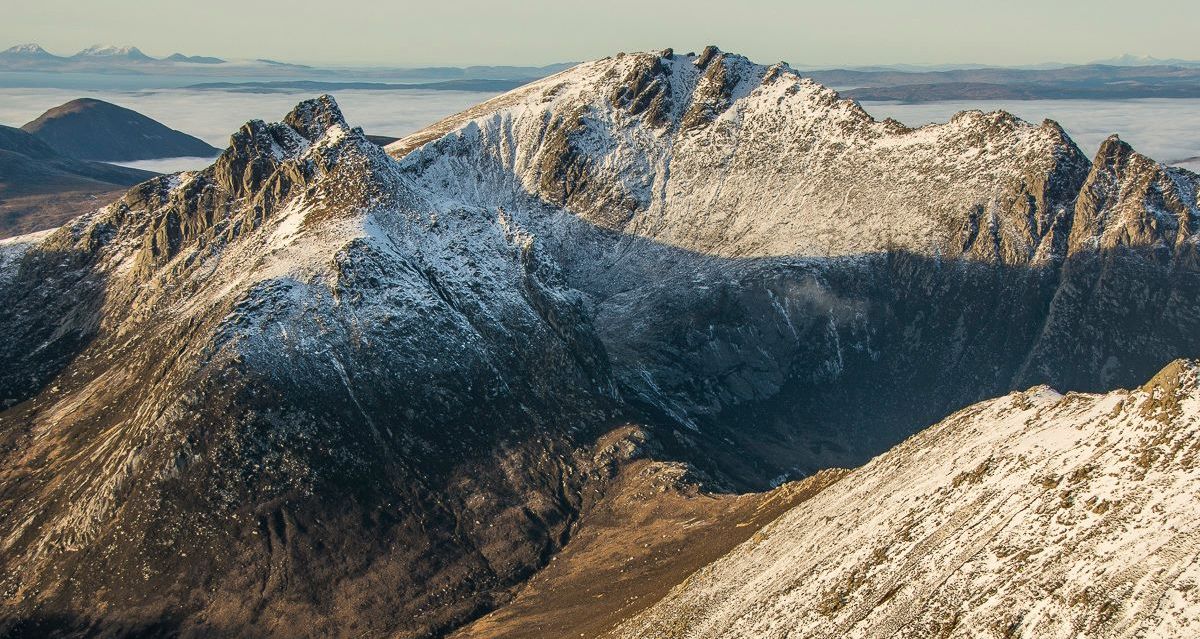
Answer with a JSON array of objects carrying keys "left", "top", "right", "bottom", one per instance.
[
  {"left": 283, "top": 94, "right": 348, "bottom": 142},
  {"left": 694, "top": 44, "right": 722, "bottom": 69}
]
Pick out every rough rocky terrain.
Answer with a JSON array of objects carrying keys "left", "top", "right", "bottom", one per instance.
[
  {"left": 0, "top": 47, "right": 1196, "bottom": 637},
  {"left": 388, "top": 45, "right": 1199, "bottom": 479}
]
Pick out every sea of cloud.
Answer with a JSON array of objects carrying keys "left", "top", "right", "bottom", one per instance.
[
  {"left": 0, "top": 87, "right": 500, "bottom": 171},
  {"left": 2, "top": 86, "right": 1198, "bottom": 174}
]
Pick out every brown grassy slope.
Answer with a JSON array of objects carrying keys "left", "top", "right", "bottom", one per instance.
[{"left": 452, "top": 460, "right": 847, "bottom": 639}]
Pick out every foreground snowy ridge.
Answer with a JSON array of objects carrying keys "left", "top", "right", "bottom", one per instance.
[{"left": 610, "top": 360, "right": 1200, "bottom": 639}]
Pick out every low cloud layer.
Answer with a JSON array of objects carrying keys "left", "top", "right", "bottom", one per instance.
[
  {"left": 2, "top": 87, "right": 1197, "bottom": 174},
  {"left": 0, "top": 87, "right": 499, "bottom": 148}
]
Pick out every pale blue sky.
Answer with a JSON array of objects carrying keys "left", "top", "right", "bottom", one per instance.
[{"left": 4, "top": 0, "right": 1198, "bottom": 67}]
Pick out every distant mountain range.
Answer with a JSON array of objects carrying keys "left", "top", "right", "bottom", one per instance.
[
  {"left": 844, "top": 79, "right": 1200, "bottom": 101},
  {"left": 72, "top": 44, "right": 156, "bottom": 61},
  {"left": 164, "top": 53, "right": 225, "bottom": 64},
  {"left": 184, "top": 78, "right": 532, "bottom": 93},
  {"left": 1091, "top": 53, "right": 1200, "bottom": 67},
  {"left": 7, "top": 42, "right": 1198, "bottom": 73},
  {"left": 8, "top": 43, "right": 1200, "bottom": 100},
  {"left": 0, "top": 43, "right": 575, "bottom": 84},
  {"left": 1, "top": 43, "right": 231, "bottom": 66},
  {"left": 808, "top": 63, "right": 1200, "bottom": 101},
  {"left": 795, "top": 55, "right": 1200, "bottom": 72}
]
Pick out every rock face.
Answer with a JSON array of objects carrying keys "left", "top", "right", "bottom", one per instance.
[
  {"left": 21, "top": 98, "right": 219, "bottom": 161},
  {"left": 608, "top": 360, "right": 1200, "bottom": 639},
  {"left": 0, "top": 47, "right": 1198, "bottom": 638},
  {"left": 388, "top": 46, "right": 1199, "bottom": 480},
  {"left": 0, "top": 124, "right": 155, "bottom": 237},
  {"left": 0, "top": 96, "right": 626, "bottom": 638}
]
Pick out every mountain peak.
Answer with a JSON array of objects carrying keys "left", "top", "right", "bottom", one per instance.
[
  {"left": 2, "top": 43, "right": 51, "bottom": 56},
  {"left": 1095, "top": 133, "right": 1133, "bottom": 160},
  {"left": 1068, "top": 131, "right": 1200, "bottom": 260},
  {"left": 74, "top": 44, "right": 151, "bottom": 60},
  {"left": 282, "top": 94, "right": 349, "bottom": 142},
  {"left": 694, "top": 44, "right": 723, "bottom": 68},
  {"left": 21, "top": 97, "right": 218, "bottom": 161},
  {"left": 164, "top": 52, "right": 225, "bottom": 64}
]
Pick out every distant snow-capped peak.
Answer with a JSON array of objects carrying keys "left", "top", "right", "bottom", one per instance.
[
  {"left": 1091, "top": 53, "right": 1200, "bottom": 67},
  {"left": 2, "top": 43, "right": 53, "bottom": 56},
  {"left": 74, "top": 44, "right": 151, "bottom": 59}
]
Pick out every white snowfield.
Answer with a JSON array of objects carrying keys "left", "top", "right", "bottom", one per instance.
[
  {"left": 72, "top": 45, "right": 147, "bottom": 58},
  {"left": 608, "top": 360, "right": 1200, "bottom": 639}
]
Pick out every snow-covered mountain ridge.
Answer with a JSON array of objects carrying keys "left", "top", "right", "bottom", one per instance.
[
  {"left": 0, "top": 47, "right": 1197, "bottom": 638},
  {"left": 389, "top": 47, "right": 1195, "bottom": 266},
  {"left": 1, "top": 94, "right": 624, "bottom": 638},
  {"left": 381, "top": 47, "right": 1198, "bottom": 476},
  {"left": 608, "top": 359, "right": 1200, "bottom": 638},
  {"left": 390, "top": 47, "right": 1095, "bottom": 263}
]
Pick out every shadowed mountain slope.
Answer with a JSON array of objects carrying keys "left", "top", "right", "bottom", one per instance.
[
  {"left": 0, "top": 124, "right": 155, "bottom": 237},
  {"left": 21, "top": 98, "right": 218, "bottom": 161}
]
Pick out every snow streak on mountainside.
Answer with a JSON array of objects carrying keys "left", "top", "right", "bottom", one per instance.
[
  {"left": 609, "top": 360, "right": 1200, "bottom": 639},
  {"left": 0, "top": 47, "right": 1197, "bottom": 638}
]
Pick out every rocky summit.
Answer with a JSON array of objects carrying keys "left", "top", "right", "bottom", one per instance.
[{"left": 0, "top": 47, "right": 1197, "bottom": 638}]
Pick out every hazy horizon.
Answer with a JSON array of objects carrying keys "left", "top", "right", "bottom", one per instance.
[{"left": 3, "top": 0, "right": 1199, "bottom": 68}]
